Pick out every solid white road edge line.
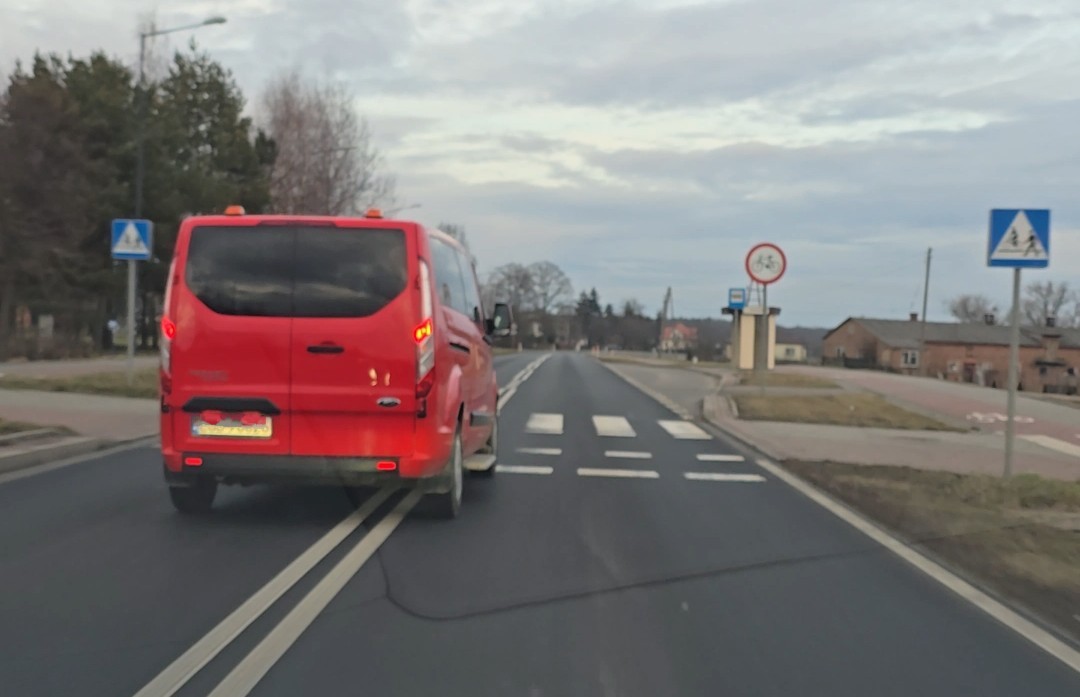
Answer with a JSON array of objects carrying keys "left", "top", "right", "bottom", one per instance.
[
  {"left": 516, "top": 447, "right": 562, "bottom": 456},
  {"left": 497, "top": 354, "right": 550, "bottom": 415},
  {"left": 601, "top": 357, "right": 1080, "bottom": 675},
  {"left": 0, "top": 436, "right": 158, "bottom": 486},
  {"left": 577, "top": 468, "right": 659, "bottom": 479},
  {"left": 206, "top": 490, "right": 422, "bottom": 697},
  {"left": 133, "top": 486, "right": 397, "bottom": 697},
  {"left": 496, "top": 464, "right": 554, "bottom": 475},
  {"left": 684, "top": 472, "right": 765, "bottom": 482},
  {"left": 752, "top": 457, "right": 1080, "bottom": 675},
  {"left": 603, "top": 450, "right": 653, "bottom": 459}
]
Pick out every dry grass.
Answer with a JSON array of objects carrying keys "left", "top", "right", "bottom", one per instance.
[
  {"left": 785, "top": 461, "right": 1080, "bottom": 642},
  {"left": 739, "top": 371, "right": 837, "bottom": 388},
  {"left": 733, "top": 392, "right": 958, "bottom": 430},
  {"left": 0, "top": 419, "right": 39, "bottom": 436},
  {"left": 0, "top": 368, "right": 159, "bottom": 399}
]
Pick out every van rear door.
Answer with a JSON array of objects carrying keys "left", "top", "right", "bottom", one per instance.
[
  {"left": 288, "top": 223, "right": 418, "bottom": 457},
  {"left": 169, "top": 224, "right": 294, "bottom": 458}
]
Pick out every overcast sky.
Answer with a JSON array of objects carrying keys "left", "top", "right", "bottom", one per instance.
[{"left": 4, "top": 0, "right": 1080, "bottom": 325}]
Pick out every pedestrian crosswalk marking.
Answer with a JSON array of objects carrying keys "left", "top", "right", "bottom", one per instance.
[
  {"left": 658, "top": 420, "right": 711, "bottom": 440},
  {"left": 592, "top": 415, "right": 636, "bottom": 437},
  {"left": 525, "top": 413, "right": 563, "bottom": 435},
  {"left": 696, "top": 454, "right": 745, "bottom": 462}
]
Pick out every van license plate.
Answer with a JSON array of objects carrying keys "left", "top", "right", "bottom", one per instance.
[{"left": 192, "top": 415, "right": 273, "bottom": 439}]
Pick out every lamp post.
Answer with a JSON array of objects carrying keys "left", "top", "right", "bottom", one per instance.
[{"left": 126, "top": 16, "right": 225, "bottom": 378}]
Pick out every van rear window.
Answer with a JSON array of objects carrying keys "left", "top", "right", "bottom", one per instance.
[{"left": 185, "top": 226, "right": 408, "bottom": 317}]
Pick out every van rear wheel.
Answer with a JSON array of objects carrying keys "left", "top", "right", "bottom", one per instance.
[
  {"left": 428, "top": 431, "right": 463, "bottom": 519},
  {"left": 169, "top": 479, "right": 217, "bottom": 514}
]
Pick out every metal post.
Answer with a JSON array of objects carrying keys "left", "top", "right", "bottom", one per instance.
[
  {"left": 126, "top": 259, "right": 136, "bottom": 385},
  {"left": 1004, "top": 267, "right": 1021, "bottom": 478},
  {"left": 918, "top": 247, "right": 931, "bottom": 376},
  {"left": 126, "top": 33, "right": 147, "bottom": 386}
]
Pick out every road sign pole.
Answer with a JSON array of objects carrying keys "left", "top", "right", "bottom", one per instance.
[
  {"left": 754, "top": 284, "right": 768, "bottom": 374},
  {"left": 1003, "top": 267, "right": 1021, "bottom": 478},
  {"left": 127, "top": 259, "right": 137, "bottom": 386}
]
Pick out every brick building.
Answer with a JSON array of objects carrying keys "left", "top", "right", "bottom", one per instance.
[
  {"left": 823, "top": 314, "right": 1080, "bottom": 393},
  {"left": 660, "top": 322, "right": 698, "bottom": 352}
]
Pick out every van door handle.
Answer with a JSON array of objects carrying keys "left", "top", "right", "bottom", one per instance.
[{"left": 307, "top": 344, "right": 345, "bottom": 354}]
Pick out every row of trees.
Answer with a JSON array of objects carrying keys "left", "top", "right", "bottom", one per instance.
[
  {"left": 947, "top": 281, "right": 1080, "bottom": 328},
  {"left": 0, "top": 41, "right": 397, "bottom": 358},
  {"left": 481, "top": 261, "right": 658, "bottom": 349}
]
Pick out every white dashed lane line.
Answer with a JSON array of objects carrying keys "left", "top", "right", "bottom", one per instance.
[
  {"left": 696, "top": 453, "right": 745, "bottom": 462},
  {"left": 496, "top": 465, "right": 555, "bottom": 475},
  {"left": 684, "top": 472, "right": 766, "bottom": 482},
  {"left": 516, "top": 447, "right": 562, "bottom": 456},
  {"left": 577, "top": 468, "right": 660, "bottom": 479},
  {"left": 604, "top": 450, "right": 653, "bottom": 459}
]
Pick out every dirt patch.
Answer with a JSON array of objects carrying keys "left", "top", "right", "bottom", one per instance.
[
  {"left": 0, "top": 368, "right": 159, "bottom": 399},
  {"left": 739, "top": 371, "right": 837, "bottom": 388},
  {"left": 785, "top": 461, "right": 1080, "bottom": 643},
  {"left": 733, "top": 392, "right": 959, "bottom": 430}
]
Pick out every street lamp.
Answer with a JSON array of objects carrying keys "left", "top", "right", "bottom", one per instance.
[
  {"left": 134, "top": 15, "right": 226, "bottom": 217},
  {"left": 126, "top": 16, "right": 225, "bottom": 382}
]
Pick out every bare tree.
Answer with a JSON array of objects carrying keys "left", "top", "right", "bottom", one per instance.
[
  {"left": 485, "top": 263, "right": 537, "bottom": 313},
  {"left": 260, "top": 70, "right": 395, "bottom": 215},
  {"left": 1022, "top": 281, "right": 1071, "bottom": 327},
  {"left": 528, "top": 261, "right": 573, "bottom": 315},
  {"left": 946, "top": 294, "right": 999, "bottom": 323}
]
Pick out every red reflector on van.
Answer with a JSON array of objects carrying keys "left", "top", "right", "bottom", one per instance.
[
  {"left": 413, "top": 318, "right": 433, "bottom": 343},
  {"left": 161, "top": 316, "right": 177, "bottom": 340},
  {"left": 184, "top": 456, "right": 203, "bottom": 467},
  {"left": 200, "top": 410, "right": 223, "bottom": 425},
  {"left": 376, "top": 461, "right": 397, "bottom": 471}
]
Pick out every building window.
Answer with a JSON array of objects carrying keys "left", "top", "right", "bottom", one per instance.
[
  {"left": 902, "top": 350, "right": 919, "bottom": 367},
  {"left": 784, "top": 347, "right": 795, "bottom": 357},
  {"left": 836, "top": 347, "right": 846, "bottom": 358}
]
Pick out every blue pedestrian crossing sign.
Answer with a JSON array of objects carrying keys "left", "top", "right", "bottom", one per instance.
[
  {"left": 987, "top": 209, "right": 1049, "bottom": 268},
  {"left": 111, "top": 219, "right": 153, "bottom": 261}
]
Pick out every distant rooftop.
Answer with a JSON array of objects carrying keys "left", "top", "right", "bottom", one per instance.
[{"left": 828, "top": 317, "right": 1080, "bottom": 349}]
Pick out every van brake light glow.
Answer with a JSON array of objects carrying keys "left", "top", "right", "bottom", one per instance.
[{"left": 413, "top": 318, "right": 433, "bottom": 343}]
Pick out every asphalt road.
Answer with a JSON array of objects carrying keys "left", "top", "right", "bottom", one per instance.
[{"left": 1, "top": 351, "right": 1077, "bottom": 696}]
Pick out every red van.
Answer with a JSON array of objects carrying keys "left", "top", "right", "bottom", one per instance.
[{"left": 158, "top": 207, "right": 512, "bottom": 518}]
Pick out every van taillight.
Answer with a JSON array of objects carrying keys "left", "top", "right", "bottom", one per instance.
[
  {"left": 416, "top": 259, "right": 435, "bottom": 417},
  {"left": 160, "top": 315, "right": 175, "bottom": 393}
]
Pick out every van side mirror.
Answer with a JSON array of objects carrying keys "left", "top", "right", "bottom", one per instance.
[{"left": 486, "top": 303, "right": 513, "bottom": 338}]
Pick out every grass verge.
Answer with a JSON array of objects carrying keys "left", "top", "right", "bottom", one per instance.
[
  {"left": 786, "top": 461, "right": 1080, "bottom": 643},
  {"left": 739, "top": 371, "right": 837, "bottom": 388},
  {"left": 733, "top": 392, "right": 959, "bottom": 430},
  {"left": 0, "top": 419, "right": 41, "bottom": 436},
  {"left": 0, "top": 368, "right": 159, "bottom": 399}
]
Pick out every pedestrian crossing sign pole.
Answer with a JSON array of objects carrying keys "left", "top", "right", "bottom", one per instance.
[
  {"left": 111, "top": 219, "right": 154, "bottom": 385},
  {"left": 987, "top": 209, "right": 1050, "bottom": 478}
]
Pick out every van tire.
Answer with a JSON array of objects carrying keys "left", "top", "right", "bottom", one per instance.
[
  {"left": 428, "top": 431, "right": 463, "bottom": 519},
  {"left": 169, "top": 479, "right": 217, "bottom": 514},
  {"left": 472, "top": 418, "right": 498, "bottom": 478}
]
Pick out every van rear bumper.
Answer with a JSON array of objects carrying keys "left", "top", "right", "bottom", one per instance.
[{"left": 164, "top": 452, "right": 446, "bottom": 488}]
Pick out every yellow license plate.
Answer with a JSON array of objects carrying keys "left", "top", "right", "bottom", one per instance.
[{"left": 192, "top": 416, "right": 273, "bottom": 439}]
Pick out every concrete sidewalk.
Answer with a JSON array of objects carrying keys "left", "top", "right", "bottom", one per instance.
[
  {"left": 0, "top": 389, "right": 157, "bottom": 441},
  {"left": 606, "top": 359, "right": 1080, "bottom": 481}
]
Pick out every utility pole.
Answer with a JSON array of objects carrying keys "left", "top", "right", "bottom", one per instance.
[{"left": 917, "top": 247, "right": 931, "bottom": 376}]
